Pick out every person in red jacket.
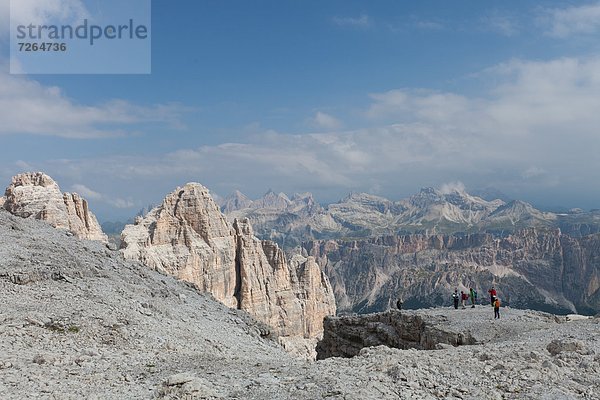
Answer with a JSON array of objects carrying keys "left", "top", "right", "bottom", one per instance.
[
  {"left": 488, "top": 286, "right": 497, "bottom": 305},
  {"left": 460, "top": 291, "right": 468, "bottom": 309}
]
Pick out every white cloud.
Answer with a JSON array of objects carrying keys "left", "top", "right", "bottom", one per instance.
[
  {"left": 311, "top": 111, "right": 342, "bottom": 130},
  {"left": 109, "top": 198, "right": 135, "bottom": 209},
  {"left": 439, "top": 182, "right": 467, "bottom": 195},
  {"left": 414, "top": 20, "right": 444, "bottom": 31},
  {"left": 0, "top": 71, "right": 187, "bottom": 138},
  {"left": 368, "top": 57, "right": 600, "bottom": 140},
  {"left": 333, "top": 14, "right": 371, "bottom": 28},
  {"left": 71, "top": 183, "right": 134, "bottom": 209},
  {"left": 14, "top": 160, "right": 34, "bottom": 171},
  {"left": 71, "top": 183, "right": 102, "bottom": 199},
  {"left": 521, "top": 167, "right": 546, "bottom": 179},
  {"left": 543, "top": 2, "right": 600, "bottom": 38},
  {"left": 486, "top": 58, "right": 600, "bottom": 134},
  {"left": 11, "top": 55, "right": 600, "bottom": 211}
]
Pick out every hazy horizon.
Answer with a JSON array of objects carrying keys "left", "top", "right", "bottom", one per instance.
[{"left": 91, "top": 181, "right": 596, "bottom": 224}]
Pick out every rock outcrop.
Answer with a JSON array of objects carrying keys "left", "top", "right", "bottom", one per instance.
[
  {"left": 121, "top": 183, "right": 336, "bottom": 339},
  {"left": 234, "top": 219, "right": 335, "bottom": 338},
  {"left": 316, "top": 310, "right": 477, "bottom": 359},
  {"left": 305, "top": 228, "right": 600, "bottom": 315},
  {"left": 2, "top": 172, "right": 107, "bottom": 242}
]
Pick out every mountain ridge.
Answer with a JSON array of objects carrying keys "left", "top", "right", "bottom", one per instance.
[{"left": 221, "top": 186, "right": 600, "bottom": 247}]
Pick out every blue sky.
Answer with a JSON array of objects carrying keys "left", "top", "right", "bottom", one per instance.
[{"left": 1, "top": 0, "right": 600, "bottom": 220}]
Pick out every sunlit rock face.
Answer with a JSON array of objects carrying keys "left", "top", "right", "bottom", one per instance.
[
  {"left": 121, "top": 183, "right": 336, "bottom": 338},
  {"left": 3, "top": 172, "right": 107, "bottom": 243}
]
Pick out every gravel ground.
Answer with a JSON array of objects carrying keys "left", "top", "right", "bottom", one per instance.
[{"left": 1, "top": 209, "right": 599, "bottom": 399}]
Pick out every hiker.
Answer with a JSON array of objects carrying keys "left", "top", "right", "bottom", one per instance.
[
  {"left": 452, "top": 289, "right": 459, "bottom": 309},
  {"left": 460, "top": 291, "right": 468, "bottom": 309},
  {"left": 494, "top": 297, "right": 501, "bottom": 319},
  {"left": 488, "top": 286, "right": 497, "bottom": 305},
  {"left": 396, "top": 298, "right": 403, "bottom": 310},
  {"left": 469, "top": 287, "right": 476, "bottom": 308}
]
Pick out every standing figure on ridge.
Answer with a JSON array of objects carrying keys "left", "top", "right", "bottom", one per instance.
[
  {"left": 488, "top": 286, "right": 497, "bottom": 306},
  {"left": 460, "top": 291, "right": 468, "bottom": 309},
  {"left": 469, "top": 287, "right": 477, "bottom": 308},
  {"left": 452, "top": 289, "right": 459, "bottom": 309},
  {"left": 494, "top": 297, "right": 501, "bottom": 319}
]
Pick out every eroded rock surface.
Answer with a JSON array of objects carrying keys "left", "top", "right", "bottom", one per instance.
[
  {"left": 120, "top": 183, "right": 239, "bottom": 308},
  {"left": 1, "top": 210, "right": 599, "bottom": 399},
  {"left": 121, "top": 183, "right": 336, "bottom": 339},
  {"left": 234, "top": 219, "right": 336, "bottom": 338},
  {"left": 3, "top": 172, "right": 107, "bottom": 242},
  {"left": 316, "top": 310, "right": 477, "bottom": 359}
]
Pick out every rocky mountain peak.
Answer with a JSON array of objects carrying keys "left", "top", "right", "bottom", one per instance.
[
  {"left": 121, "top": 182, "right": 336, "bottom": 340},
  {"left": 2, "top": 172, "right": 107, "bottom": 243},
  {"left": 487, "top": 199, "right": 557, "bottom": 227},
  {"left": 291, "top": 192, "right": 314, "bottom": 204},
  {"left": 221, "top": 190, "right": 252, "bottom": 213},
  {"left": 252, "top": 189, "right": 291, "bottom": 210}
]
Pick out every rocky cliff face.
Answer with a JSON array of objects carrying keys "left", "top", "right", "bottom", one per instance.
[
  {"left": 2, "top": 172, "right": 107, "bottom": 243},
  {"left": 234, "top": 219, "right": 335, "bottom": 338},
  {"left": 120, "top": 183, "right": 239, "bottom": 308},
  {"left": 121, "top": 183, "right": 336, "bottom": 339},
  {"left": 305, "top": 228, "right": 600, "bottom": 315}
]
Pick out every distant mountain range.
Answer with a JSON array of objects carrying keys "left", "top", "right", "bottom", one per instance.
[{"left": 220, "top": 187, "right": 600, "bottom": 247}]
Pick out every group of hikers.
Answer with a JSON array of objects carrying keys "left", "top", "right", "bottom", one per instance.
[
  {"left": 451, "top": 286, "right": 501, "bottom": 318},
  {"left": 394, "top": 285, "right": 503, "bottom": 318}
]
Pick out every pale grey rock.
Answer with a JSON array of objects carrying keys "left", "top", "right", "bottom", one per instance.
[
  {"left": 234, "top": 218, "right": 336, "bottom": 339},
  {"left": 164, "top": 372, "right": 196, "bottom": 386},
  {"left": 120, "top": 182, "right": 239, "bottom": 309},
  {"left": 547, "top": 339, "right": 586, "bottom": 356},
  {"left": 2, "top": 209, "right": 600, "bottom": 400},
  {"left": 220, "top": 190, "right": 252, "bottom": 213},
  {"left": 121, "top": 183, "right": 336, "bottom": 341},
  {"left": 316, "top": 310, "right": 478, "bottom": 359},
  {"left": 3, "top": 172, "right": 107, "bottom": 242}
]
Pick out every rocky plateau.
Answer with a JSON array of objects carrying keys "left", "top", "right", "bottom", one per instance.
[{"left": 305, "top": 228, "right": 600, "bottom": 315}]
